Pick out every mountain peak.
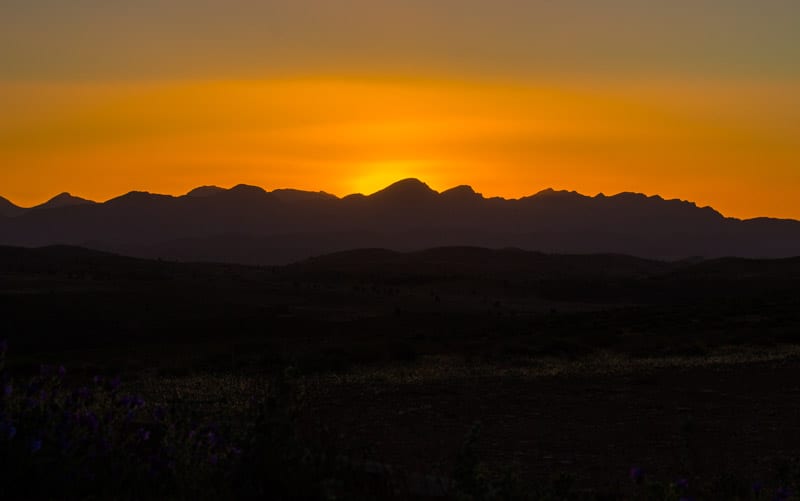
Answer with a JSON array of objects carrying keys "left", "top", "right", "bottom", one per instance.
[
  {"left": 528, "top": 188, "right": 585, "bottom": 200},
  {"left": 36, "top": 192, "right": 95, "bottom": 210},
  {"left": 106, "top": 191, "right": 175, "bottom": 206},
  {"left": 611, "top": 191, "right": 650, "bottom": 201},
  {"left": 369, "top": 178, "right": 438, "bottom": 200},
  {"left": 441, "top": 185, "right": 481, "bottom": 199},
  {"left": 186, "top": 186, "right": 225, "bottom": 198},
  {"left": 270, "top": 189, "right": 337, "bottom": 202},
  {"left": 228, "top": 184, "right": 268, "bottom": 196}
]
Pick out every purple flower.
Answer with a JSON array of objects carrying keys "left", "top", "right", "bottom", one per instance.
[
  {"left": 675, "top": 478, "right": 689, "bottom": 490},
  {"left": 0, "top": 339, "right": 7, "bottom": 353},
  {"left": 3, "top": 383, "right": 11, "bottom": 397},
  {"left": 76, "top": 386, "right": 91, "bottom": 400},
  {"left": 629, "top": 466, "right": 645, "bottom": 484},
  {"left": 108, "top": 377, "right": 121, "bottom": 391},
  {"left": 7, "top": 425, "right": 16, "bottom": 440},
  {"left": 774, "top": 487, "right": 792, "bottom": 501},
  {"left": 30, "top": 438, "right": 42, "bottom": 454},
  {"left": 137, "top": 428, "right": 151, "bottom": 442},
  {"left": 92, "top": 375, "right": 104, "bottom": 385},
  {"left": 753, "top": 482, "right": 764, "bottom": 495},
  {"left": 209, "top": 454, "right": 218, "bottom": 465},
  {"left": 57, "top": 365, "right": 66, "bottom": 377}
]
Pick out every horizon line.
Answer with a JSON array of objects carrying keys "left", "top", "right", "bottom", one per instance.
[{"left": 2, "top": 177, "right": 790, "bottom": 222}]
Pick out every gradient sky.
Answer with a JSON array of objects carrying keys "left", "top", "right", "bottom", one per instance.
[{"left": 1, "top": 1, "right": 798, "bottom": 218}]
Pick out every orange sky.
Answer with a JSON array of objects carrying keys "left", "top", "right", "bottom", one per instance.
[
  {"left": 2, "top": 1, "right": 800, "bottom": 219},
  {"left": 1, "top": 75, "right": 798, "bottom": 219}
]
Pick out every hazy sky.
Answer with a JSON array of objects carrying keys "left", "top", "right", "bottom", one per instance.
[{"left": 1, "top": 1, "right": 799, "bottom": 218}]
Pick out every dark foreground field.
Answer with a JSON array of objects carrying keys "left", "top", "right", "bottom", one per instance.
[{"left": 2, "top": 246, "right": 800, "bottom": 499}]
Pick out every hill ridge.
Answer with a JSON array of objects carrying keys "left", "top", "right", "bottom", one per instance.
[{"left": 1, "top": 179, "right": 798, "bottom": 264}]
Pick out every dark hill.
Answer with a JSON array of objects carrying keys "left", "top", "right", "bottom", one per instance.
[
  {"left": 1, "top": 179, "right": 799, "bottom": 264},
  {"left": 0, "top": 245, "right": 125, "bottom": 265},
  {"left": 670, "top": 256, "right": 800, "bottom": 280},
  {"left": 293, "top": 247, "right": 673, "bottom": 279}
]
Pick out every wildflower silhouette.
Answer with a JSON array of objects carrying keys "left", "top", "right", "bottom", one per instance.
[{"left": 0, "top": 345, "right": 245, "bottom": 498}]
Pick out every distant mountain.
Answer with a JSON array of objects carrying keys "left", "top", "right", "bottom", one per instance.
[
  {"left": 34, "top": 192, "right": 96, "bottom": 210},
  {"left": 186, "top": 186, "right": 226, "bottom": 198},
  {"left": 271, "top": 189, "right": 337, "bottom": 203},
  {"left": 1, "top": 192, "right": 95, "bottom": 217},
  {"left": 0, "top": 197, "right": 25, "bottom": 218},
  {"left": 1, "top": 179, "right": 799, "bottom": 264},
  {"left": 370, "top": 178, "right": 438, "bottom": 203}
]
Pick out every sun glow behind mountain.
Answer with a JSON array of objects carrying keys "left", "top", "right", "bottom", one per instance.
[
  {"left": 2, "top": 76, "right": 798, "bottom": 217},
  {"left": 349, "top": 161, "right": 439, "bottom": 196}
]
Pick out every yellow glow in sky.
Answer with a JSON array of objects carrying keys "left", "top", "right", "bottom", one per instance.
[{"left": 1, "top": 76, "right": 799, "bottom": 219}]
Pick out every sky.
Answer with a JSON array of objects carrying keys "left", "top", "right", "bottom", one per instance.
[{"left": 1, "top": 1, "right": 798, "bottom": 219}]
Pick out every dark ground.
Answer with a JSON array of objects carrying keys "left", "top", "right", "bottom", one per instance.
[
  {"left": 2, "top": 245, "right": 800, "bottom": 496},
  {"left": 301, "top": 355, "right": 800, "bottom": 494}
]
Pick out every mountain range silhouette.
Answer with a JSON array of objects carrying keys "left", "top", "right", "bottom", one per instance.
[{"left": 1, "top": 179, "right": 799, "bottom": 264}]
